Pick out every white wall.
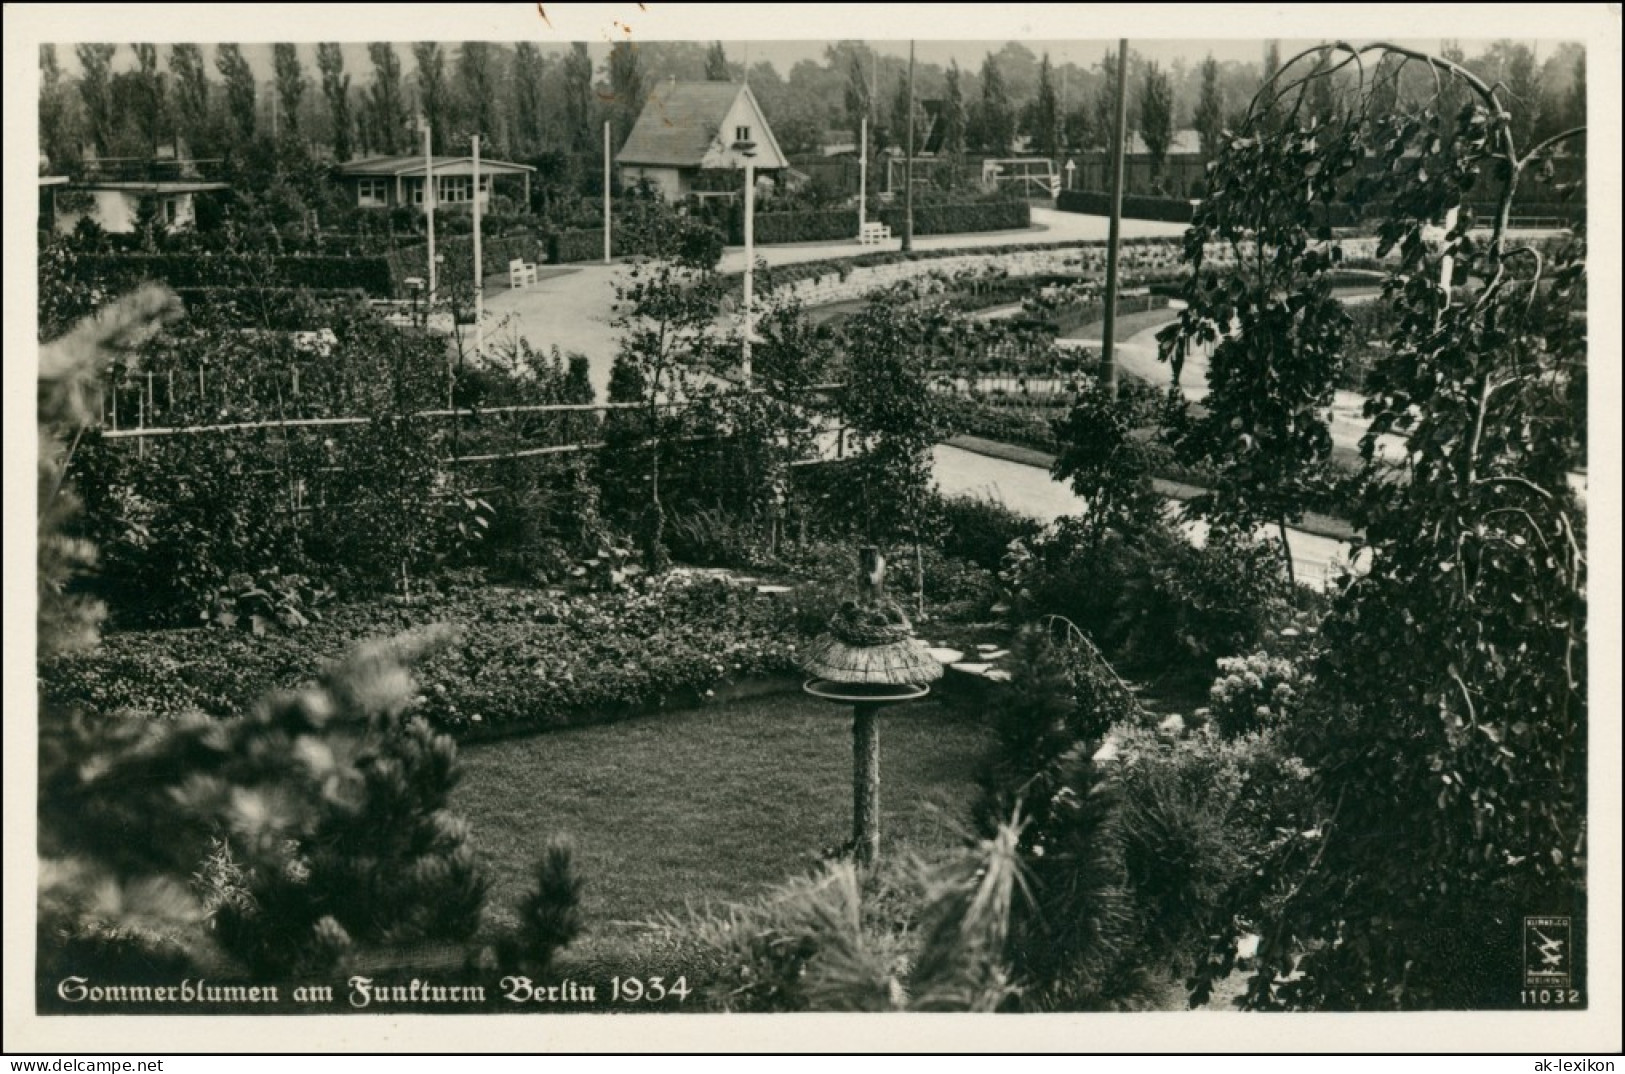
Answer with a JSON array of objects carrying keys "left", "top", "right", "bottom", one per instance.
[
  {"left": 622, "top": 166, "right": 685, "bottom": 201},
  {"left": 700, "top": 94, "right": 788, "bottom": 171},
  {"left": 53, "top": 190, "right": 197, "bottom": 235}
]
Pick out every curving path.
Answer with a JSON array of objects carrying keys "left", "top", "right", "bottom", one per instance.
[
  {"left": 481, "top": 211, "right": 1368, "bottom": 584},
  {"left": 484, "top": 209, "right": 1187, "bottom": 400},
  {"left": 932, "top": 444, "right": 1361, "bottom": 589}
]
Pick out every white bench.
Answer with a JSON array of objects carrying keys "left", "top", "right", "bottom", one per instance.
[
  {"left": 508, "top": 258, "right": 539, "bottom": 289},
  {"left": 858, "top": 222, "right": 892, "bottom": 245}
]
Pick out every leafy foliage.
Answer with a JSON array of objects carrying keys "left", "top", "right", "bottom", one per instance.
[
  {"left": 605, "top": 206, "right": 730, "bottom": 567},
  {"left": 37, "top": 289, "right": 582, "bottom": 995},
  {"left": 1176, "top": 42, "right": 1589, "bottom": 1010},
  {"left": 1157, "top": 71, "right": 1367, "bottom": 577}
]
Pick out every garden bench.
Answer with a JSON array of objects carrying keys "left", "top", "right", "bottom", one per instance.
[
  {"left": 508, "top": 258, "right": 539, "bottom": 289},
  {"left": 858, "top": 222, "right": 892, "bottom": 245}
]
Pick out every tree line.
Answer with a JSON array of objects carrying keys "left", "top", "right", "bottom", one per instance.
[{"left": 40, "top": 39, "right": 1585, "bottom": 182}]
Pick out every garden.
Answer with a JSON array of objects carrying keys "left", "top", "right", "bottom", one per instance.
[{"left": 37, "top": 43, "right": 1588, "bottom": 1016}]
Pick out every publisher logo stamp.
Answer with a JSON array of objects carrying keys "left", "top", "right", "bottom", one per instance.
[{"left": 1523, "top": 916, "right": 1571, "bottom": 987}]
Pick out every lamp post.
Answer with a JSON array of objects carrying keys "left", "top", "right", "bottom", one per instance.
[{"left": 734, "top": 137, "right": 758, "bottom": 386}]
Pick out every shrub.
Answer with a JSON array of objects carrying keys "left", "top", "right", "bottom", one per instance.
[
  {"left": 651, "top": 824, "right": 1026, "bottom": 1012},
  {"left": 667, "top": 504, "right": 775, "bottom": 568},
  {"left": 547, "top": 227, "right": 616, "bottom": 264},
  {"left": 937, "top": 494, "right": 1044, "bottom": 572},
  {"left": 1126, "top": 525, "right": 1294, "bottom": 670},
  {"left": 1006, "top": 717, "right": 1311, "bottom": 1010},
  {"left": 974, "top": 623, "right": 1145, "bottom": 849},
  {"left": 999, "top": 516, "right": 1173, "bottom": 653},
  {"left": 1206, "top": 650, "right": 1305, "bottom": 737}
]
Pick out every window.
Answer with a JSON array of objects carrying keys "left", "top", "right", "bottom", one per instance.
[
  {"left": 735, "top": 125, "right": 751, "bottom": 144},
  {"left": 438, "top": 176, "right": 472, "bottom": 204},
  {"left": 357, "top": 178, "right": 388, "bottom": 208},
  {"left": 163, "top": 198, "right": 179, "bottom": 224}
]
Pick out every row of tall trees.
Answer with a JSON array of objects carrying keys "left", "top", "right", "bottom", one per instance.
[
  {"left": 40, "top": 39, "right": 1585, "bottom": 178},
  {"left": 39, "top": 40, "right": 651, "bottom": 171}
]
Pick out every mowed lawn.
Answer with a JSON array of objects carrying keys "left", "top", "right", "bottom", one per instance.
[{"left": 453, "top": 690, "right": 991, "bottom": 952}]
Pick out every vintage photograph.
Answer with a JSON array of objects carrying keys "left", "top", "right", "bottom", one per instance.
[{"left": 8, "top": 3, "right": 1619, "bottom": 1055}]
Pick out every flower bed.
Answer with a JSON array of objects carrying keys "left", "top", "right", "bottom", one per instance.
[{"left": 40, "top": 573, "right": 806, "bottom": 739}]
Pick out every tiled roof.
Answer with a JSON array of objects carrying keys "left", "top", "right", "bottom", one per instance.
[{"left": 616, "top": 81, "right": 746, "bottom": 167}]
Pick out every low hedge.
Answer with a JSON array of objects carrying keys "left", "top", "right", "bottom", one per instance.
[
  {"left": 387, "top": 231, "right": 545, "bottom": 289},
  {"left": 940, "top": 398, "right": 1063, "bottom": 452},
  {"left": 1057, "top": 190, "right": 1195, "bottom": 223},
  {"left": 548, "top": 227, "right": 621, "bottom": 264},
  {"left": 724, "top": 199, "right": 1032, "bottom": 245},
  {"left": 75, "top": 252, "right": 396, "bottom": 297},
  {"left": 889, "top": 198, "right": 1030, "bottom": 236}
]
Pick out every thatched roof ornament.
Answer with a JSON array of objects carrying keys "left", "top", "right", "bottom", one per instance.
[{"left": 799, "top": 597, "right": 944, "bottom": 686}]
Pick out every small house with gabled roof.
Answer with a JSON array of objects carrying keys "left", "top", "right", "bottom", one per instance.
[
  {"left": 336, "top": 154, "right": 534, "bottom": 212},
  {"left": 616, "top": 81, "right": 788, "bottom": 200}
]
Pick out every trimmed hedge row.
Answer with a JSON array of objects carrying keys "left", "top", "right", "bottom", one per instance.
[
  {"left": 1057, "top": 190, "right": 1194, "bottom": 223},
  {"left": 549, "top": 227, "right": 622, "bottom": 264},
  {"left": 893, "top": 198, "right": 1030, "bottom": 237},
  {"left": 386, "top": 231, "right": 546, "bottom": 288},
  {"left": 724, "top": 199, "right": 1032, "bottom": 245},
  {"left": 74, "top": 252, "right": 395, "bottom": 296}
]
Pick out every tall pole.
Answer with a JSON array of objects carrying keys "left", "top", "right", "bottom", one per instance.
[
  {"left": 1101, "top": 38, "right": 1129, "bottom": 399},
  {"left": 852, "top": 545, "right": 886, "bottom": 866},
  {"left": 742, "top": 155, "right": 754, "bottom": 385},
  {"left": 902, "top": 40, "right": 915, "bottom": 253},
  {"left": 423, "top": 122, "right": 437, "bottom": 301},
  {"left": 858, "top": 114, "right": 868, "bottom": 237},
  {"left": 603, "top": 120, "right": 612, "bottom": 264},
  {"left": 472, "top": 134, "right": 483, "bottom": 360}
]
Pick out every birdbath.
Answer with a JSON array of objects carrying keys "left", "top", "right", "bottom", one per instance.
[{"left": 800, "top": 546, "right": 943, "bottom": 866}]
